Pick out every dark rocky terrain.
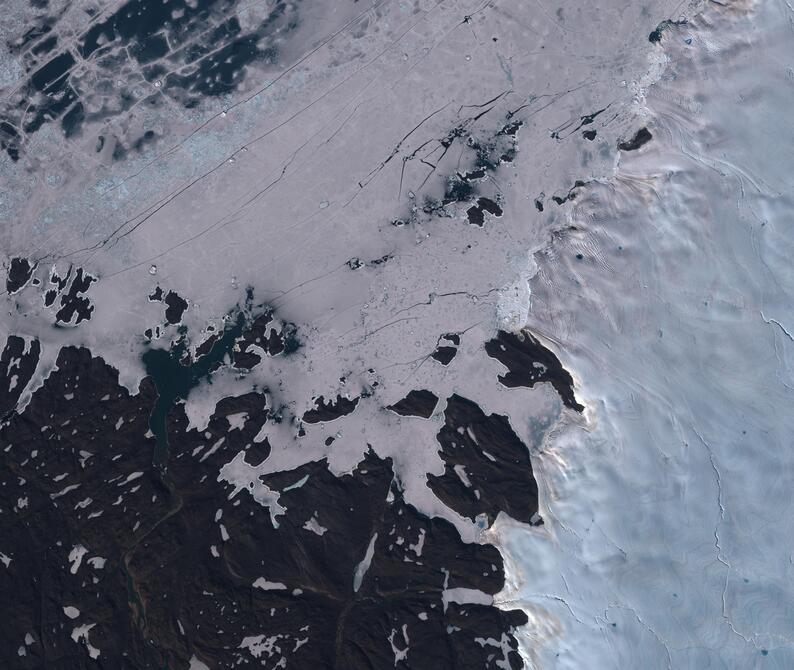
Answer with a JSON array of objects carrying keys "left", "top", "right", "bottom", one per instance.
[
  {"left": 0, "top": 334, "right": 538, "bottom": 668},
  {"left": 485, "top": 330, "right": 583, "bottom": 412}
]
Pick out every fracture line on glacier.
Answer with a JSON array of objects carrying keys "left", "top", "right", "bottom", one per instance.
[
  {"left": 602, "top": 604, "right": 673, "bottom": 670},
  {"left": 760, "top": 311, "right": 794, "bottom": 343},
  {"left": 692, "top": 426, "right": 757, "bottom": 647}
]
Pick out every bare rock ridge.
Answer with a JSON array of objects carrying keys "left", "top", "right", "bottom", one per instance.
[
  {"left": 428, "top": 394, "right": 540, "bottom": 527},
  {"left": 485, "top": 329, "right": 584, "bottom": 412},
  {"left": 387, "top": 390, "right": 439, "bottom": 419}
]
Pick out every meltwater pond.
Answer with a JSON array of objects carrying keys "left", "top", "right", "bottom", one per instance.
[{"left": 143, "top": 312, "right": 246, "bottom": 468}]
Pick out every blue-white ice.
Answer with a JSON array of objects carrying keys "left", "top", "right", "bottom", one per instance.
[{"left": 490, "top": 1, "right": 794, "bottom": 667}]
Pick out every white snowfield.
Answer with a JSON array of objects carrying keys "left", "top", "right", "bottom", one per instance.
[{"left": 2, "top": 0, "right": 792, "bottom": 667}]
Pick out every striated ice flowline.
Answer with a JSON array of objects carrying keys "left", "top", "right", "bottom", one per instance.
[{"left": 489, "top": 1, "right": 794, "bottom": 668}]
